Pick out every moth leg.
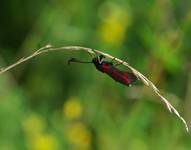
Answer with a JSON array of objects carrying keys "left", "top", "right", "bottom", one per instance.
[
  {"left": 110, "top": 57, "right": 116, "bottom": 63},
  {"left": 114, "top": 61, "right": 123, "bottom": 66},
  {"left": 110, "top": 57, "right": 123, "bottom": 66}
]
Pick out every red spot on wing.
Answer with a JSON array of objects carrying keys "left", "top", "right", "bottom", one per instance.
[
  {"left": 122, "top": 71, "right": 137, "bottom": 85},
  {"left": 122, "top": 73, "right": 131, "bottom": 84},
  {"left": 101, "top": 63, "right": 111, "bottom": 73},
  {"left": 111, "top": 70, "right": 137, "bottom": 86},
  {"left": 112, "top": 69, "right": 119, "bottom": 79}
]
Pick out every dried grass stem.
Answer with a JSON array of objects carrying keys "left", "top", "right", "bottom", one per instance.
[{"left": 0, "top": 45, "right": 189, "bottom": 132}]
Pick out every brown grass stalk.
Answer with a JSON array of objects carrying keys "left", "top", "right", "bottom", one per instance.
[{"left": 0, "top": 45, "right": 189, "bottom": 132}]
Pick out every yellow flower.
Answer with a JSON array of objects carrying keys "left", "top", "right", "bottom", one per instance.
[
  {"left": 63, "top": 98, "right": 82, "bottom": 119},
  {"left": 23, "top": 113, "right": 45, "bottom": 138},
  {"left": 23, "top": 114, "right": 58, "bottom": 150},
  {"left": 99, "top": 20, "right": 126, "bottom": 45},
  {"left": 97, "top": 4, "right": 130, "bottom": 46},
  {"left": 30, "top": 134, "right": 58, "bottom": 150},
  {"left": 66, "top": 122, "right": 91, "bottom": 150}
]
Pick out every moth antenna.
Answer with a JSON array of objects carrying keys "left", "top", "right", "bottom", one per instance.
[{"left": 68, "top": 58, "right": 92, "bottom": 65}]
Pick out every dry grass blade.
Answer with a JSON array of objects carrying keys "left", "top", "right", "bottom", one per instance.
[{"left": 0, "top": 45, "right": 189, "bottom": 132}]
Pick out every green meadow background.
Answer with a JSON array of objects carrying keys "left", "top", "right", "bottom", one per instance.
[{"left": 0, "top": 0, "right": 191, "bottom": 150}]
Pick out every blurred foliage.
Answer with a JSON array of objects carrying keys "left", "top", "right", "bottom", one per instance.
[{"left": 0, "top": 0, "right": 191, "bottom": 149}]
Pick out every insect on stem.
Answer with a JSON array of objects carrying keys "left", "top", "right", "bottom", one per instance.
[{"left": 0, "top": 45, "right": 189, "bottom": 132}]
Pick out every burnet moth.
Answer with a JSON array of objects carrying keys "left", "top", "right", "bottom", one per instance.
[{"left": 68, "top": 50, "right": 137, "bottom": 87}]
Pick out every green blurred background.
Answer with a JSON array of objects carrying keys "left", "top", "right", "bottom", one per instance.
[{"left": 0, "top": 0, "right": 191, "bottom": 149}]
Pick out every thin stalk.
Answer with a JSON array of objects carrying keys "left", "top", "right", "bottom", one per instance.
[{"left": 0, "top": 44, "right": 189, "bottom": 132}]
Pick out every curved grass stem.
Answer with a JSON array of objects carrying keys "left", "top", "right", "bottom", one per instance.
[{"left": 0, "top": 44, "right": 189, "bottom": 132}]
